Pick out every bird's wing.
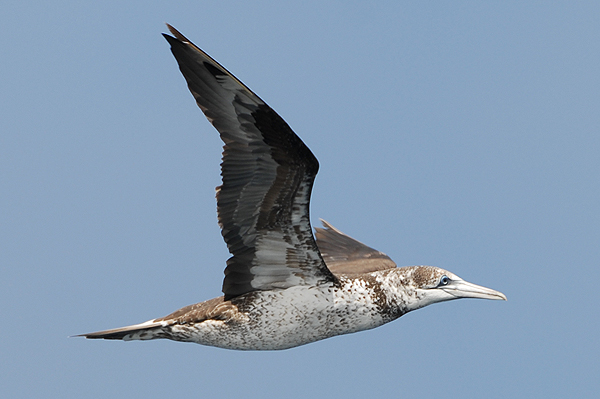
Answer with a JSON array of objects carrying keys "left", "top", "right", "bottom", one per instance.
[
  {"left": 315, "top": 220, "right": 397, "bottom": 276},
  {"left": 163, "top": 25, "right": 336, "bottom": 300}
]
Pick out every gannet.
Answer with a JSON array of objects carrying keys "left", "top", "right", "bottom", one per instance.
[{"left": 78, "top": 25, "right": 506, "bottom": 350}]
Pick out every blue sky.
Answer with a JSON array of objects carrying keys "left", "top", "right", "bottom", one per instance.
[{"left": 2, "top": 1, "right": 598, "bottom": 398}]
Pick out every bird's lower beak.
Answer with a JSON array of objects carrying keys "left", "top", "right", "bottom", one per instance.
[{"left": 442, "top": 280, "right": 507, "bottom": 301}]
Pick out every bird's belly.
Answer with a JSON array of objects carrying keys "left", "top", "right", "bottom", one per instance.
[{"left": 177, "top": 284, "right": 387, "bottom": 350}]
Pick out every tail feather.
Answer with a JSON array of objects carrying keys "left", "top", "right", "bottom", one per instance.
[{"left": 75, "top": 319, "right": 169, "bottom": 341}]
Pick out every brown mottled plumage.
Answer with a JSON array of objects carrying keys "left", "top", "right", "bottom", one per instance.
[{"left": 77, "top": 25, "right": 506, "bottom": 350}]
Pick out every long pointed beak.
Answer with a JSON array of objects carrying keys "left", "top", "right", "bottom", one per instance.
[{"left": 442, "top": 279, "right": 507, "bottom": 301}]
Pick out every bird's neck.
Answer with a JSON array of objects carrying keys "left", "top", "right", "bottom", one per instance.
[{"left": 370, "top": 267, "right": 425, "bottom": 317}]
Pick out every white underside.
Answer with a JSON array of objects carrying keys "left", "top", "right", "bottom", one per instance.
[{"left": 178, "top": 280, "right": 388, "bottom": 350}]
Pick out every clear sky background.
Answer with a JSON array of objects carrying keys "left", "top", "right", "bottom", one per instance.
[{"left": 2, "top": 1, "right": 598, "bottom": 398}]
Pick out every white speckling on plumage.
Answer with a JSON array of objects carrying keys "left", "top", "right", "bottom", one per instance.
[{"left": 78, "top": 25, "right": 506, "bottom": 350}]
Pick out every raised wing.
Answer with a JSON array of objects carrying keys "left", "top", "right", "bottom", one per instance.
[
  {"left": 163, "top": 25, "right": 336, "bottom": 300},
  {"left": 315, "top": 220, "right": 396, "bottom": 276}
]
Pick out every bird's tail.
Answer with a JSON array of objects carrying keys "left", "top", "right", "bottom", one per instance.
[{"left": 75, "top": 319, "right": 169, "bottom": 341}]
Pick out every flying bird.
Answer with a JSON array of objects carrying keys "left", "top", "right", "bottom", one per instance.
[{"left": 78, "top": 25, "right": 506, "bottom": 350}]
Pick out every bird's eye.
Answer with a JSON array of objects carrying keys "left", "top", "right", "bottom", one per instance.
[{"left": 439, "top": 275, "right": 450, "bottom": 286}]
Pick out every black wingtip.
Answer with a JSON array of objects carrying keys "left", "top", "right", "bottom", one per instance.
[{"left": 164, "top": 23, "right": 190, "bottom": 43}]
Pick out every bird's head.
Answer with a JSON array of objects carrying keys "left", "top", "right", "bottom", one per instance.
[{"left": 400, "top": 266, "right": 507, "bottom": 311}]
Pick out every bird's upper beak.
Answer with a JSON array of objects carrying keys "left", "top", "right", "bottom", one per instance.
[{"left": 442, "top": 279, "right": 507, "bottom": 301}]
